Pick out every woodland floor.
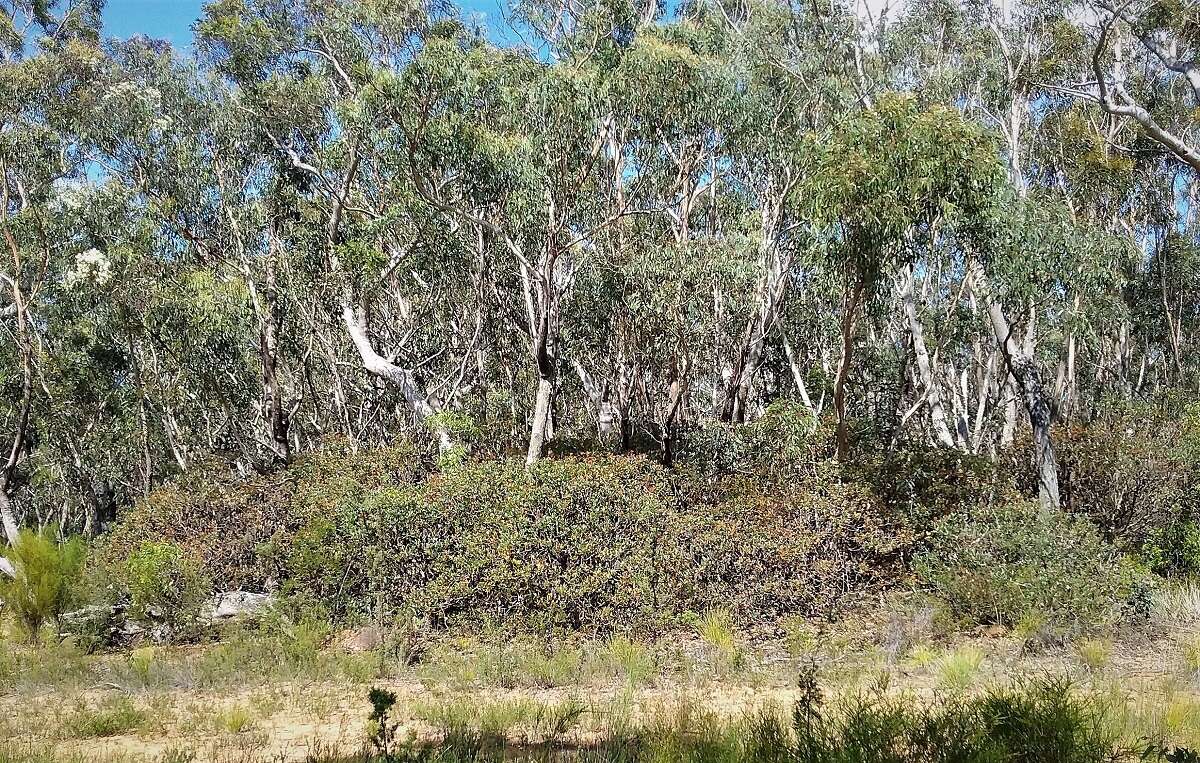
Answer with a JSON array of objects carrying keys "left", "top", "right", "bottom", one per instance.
[{"left": 3, "top": 620, "right": 1200, "bottom": 763}]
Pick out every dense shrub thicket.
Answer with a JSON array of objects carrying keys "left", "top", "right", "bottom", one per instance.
[
  {"left": 72, "top": 399, "right": 1200, "bottom": 640},
  {"left": 96, "top": 441, "right": 427, "bottom": 592},
  {"left": 286, "top": 456, "right": 912, "bottom": 631},
  {"left": 915, "top": 503, "right": 1135, "bottom": 633}
]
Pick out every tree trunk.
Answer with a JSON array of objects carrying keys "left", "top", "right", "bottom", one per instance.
[
  {"left": 526, "top": 376, "right": 555, "bottom": 467},
  {"left": 258, "top": 245, "right": 290, "bottom": 465},
  {"left": 782, "top": 335, "right": 818, "bottom": 418},
  {"left": 661, "top": 373, "right": 686, "bottom": 467},
  {"left": 900, "top": 267, "right": 957, "bottom": 449},
  {"left": 973, "top": 267, "right": 1060, "bottom": 513},
  {"left": 342, "top": 304, "right": 454, "bottom": 452},
  {"left": 0, "top": 481, "right": 17, "bottom": 547},
  {"left": 834, "top": 271, "right": 865, "bottom": 462}
]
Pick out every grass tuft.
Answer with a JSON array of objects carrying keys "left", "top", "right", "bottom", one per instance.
[{"left": 935, "top": 645, "right": 985, "bottom": 692}]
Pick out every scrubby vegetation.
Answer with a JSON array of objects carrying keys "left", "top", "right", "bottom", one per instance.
[{"left": 7, "top": 0, "right": 1200, "bottom": 759}]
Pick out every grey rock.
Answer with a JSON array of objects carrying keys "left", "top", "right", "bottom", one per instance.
[{"left": 201, "top": 591, "right": 273, "bottom": 623}]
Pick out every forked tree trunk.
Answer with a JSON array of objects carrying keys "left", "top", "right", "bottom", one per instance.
[{"left": 972, "top": 265, "right": 1060, "bottom": 514}]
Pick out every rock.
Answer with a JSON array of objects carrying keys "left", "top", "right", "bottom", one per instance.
[
  {"left": 60, "top": 603, "right": 122, "bottom": 628},
  {"left": 201, "top": 591, "right": 273, "bottom": 624},
  {"left": 0, "top": 555, "right": 13, "bottom": 577},
  {"left": 338, "top": 626, "right": 384, "bottom": 653}
]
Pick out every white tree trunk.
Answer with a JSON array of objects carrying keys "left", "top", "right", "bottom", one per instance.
[
  {"left": 341, "top": 305, "right": 454, "bottom": 453},
  {"left": 0, "top": 488, "right": 17, "bottom": 547},
  {"left": 526, "top": 377, "right": 554, "bottom": 467},
  {"left": 901, "top": 268, "right": 957, "bottom": 449}
]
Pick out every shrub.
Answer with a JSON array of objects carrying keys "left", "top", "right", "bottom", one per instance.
[
  {"left": 915, "top": 502, "right": 1129, "bottom": 633},
  {"left": 119, "top": 540, "right": 209, "bottom": 634},
  {"left": 289, "top": 455, "right": 914, "bottom": 632},
  {"left": 0, "top": 529, "right": 85, "bottom": 639},
  {"left": 361, "top": 456, "right": 675, "bottom": 632},
  {"left": 673, "top": 401, "right": 832, "bottom": 486},
  {"left": 99, "top": 441, "right": 426, "bottom": 591},
  {"left": 1054, "top": 405, "right": 1192, "bottom": 548},
  {"left": 854, "top": 447, "right": 1013, "bottom": 527},
  {"left": 664, "top": 477, "right": 915, "bottom": 621},
  {"left": 1143, "top": 518, "right": 1200, "bottom": 578}
]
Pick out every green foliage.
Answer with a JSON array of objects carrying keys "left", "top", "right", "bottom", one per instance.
[
  {"left": 119, "top": 541, "right": 209, "bottom": 633},
  {"left": 100, "top": 443, "right": 427, "bottom": 592},
  {"left": 915, "top": 502, "right": 1129, "bottom": 633},
  {"left": 674, "top": 401, "right": 831, "bottom": 484},
  {"left": 350, "top": 678, "right": 1140, "bottom": 762},
  {"left": 367, "top": 687, "right": 399, "bottom": 758},
  {"left": 289, "top": 455, "right": 912, "bottom": 632},
  {"left": 0, "top": 529, "right": 85, "bottom": 639},
  {"left": 813, "top": 94, "right": 1005, "bottom": 291},
  {"left": 1144, "top": 520, "right": 1200, "bottom": 578}
]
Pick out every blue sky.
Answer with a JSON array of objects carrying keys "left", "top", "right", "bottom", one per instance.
[
  {"left": 101, "top": 0, "right": 513, "bottom": 50},
  {"left": 102, "top": 0, "right": 206, "bottom": 49}
]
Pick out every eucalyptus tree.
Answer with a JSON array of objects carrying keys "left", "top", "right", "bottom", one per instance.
[
  {"left": 87, "top": 39, "right": 305, "bottom": 470},
  {"left": 811, "top": 95, "right": 1007, "bottom": 462},
  {"left": 0, "top": 0, "right": 105, "bottom": 545},
  {"left": 1090, "top": 0, "right": 1200, "bottom": 173},
  {"left": 195, "top": 0, "right": 490, "bottom": 455}
]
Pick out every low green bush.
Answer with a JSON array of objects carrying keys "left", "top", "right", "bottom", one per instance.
[
  {"left": 119, "top": 540, "right": 210, "bottom": 634},
  {"left": 1143, "top": 517, "right": 1200, "bottom": 577},
  {"left": 0, "top": 529, "right": 86, "bottom": 639},
  {"left": 99, "top": 441, "right": 427, "bottom": 592},
  {"left": 915, "top": 502, "right": 1131, "bottom": 633},
  {"left": 288, "top": 455, "right": 912, "bottom": 633},
  {"left": 351, "top": 456, "right": 673, "bottom": 631}
]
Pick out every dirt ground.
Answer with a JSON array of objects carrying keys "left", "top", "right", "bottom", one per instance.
[{"left": 3, "top": 627, "right": 1197, "bottom": 763}]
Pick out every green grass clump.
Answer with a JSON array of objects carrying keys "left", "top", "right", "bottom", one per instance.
[
  {"left": 935, "top": 645, "right": 985, "bottom": 692},
  {"left": 593, "top": 636, "right": 656, "bottom": 686},
  {"left": 1077, "top": 638, "right": 1111, "bottom": 674},
  {"left": 695, "top": 609, "right": 744, "bottom": 675},
  {"left": 61, "top": 696, "right": 149, "bottom": 739},
  {"left": 212, "top": 705, "right": 256, "bottom": 735}
]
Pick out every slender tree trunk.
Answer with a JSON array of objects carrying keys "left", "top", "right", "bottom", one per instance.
[
  {"left": 782, "top": 335, "right": 818, "bottom": 417},
  {"left": 661, "top": 370, "right": 687, "bottom": 467},
  {"left": 834, "top": 271, "right": 865, "bottom": 462},
  {"left": 973, "top": 267, "right": 1060, "bottom": 513},
  {"left": 257, "top": 240, "right": 290, "bottom": 465},
  {"left": 901, "top": 267, "right": 957, "bottom": 449}
]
